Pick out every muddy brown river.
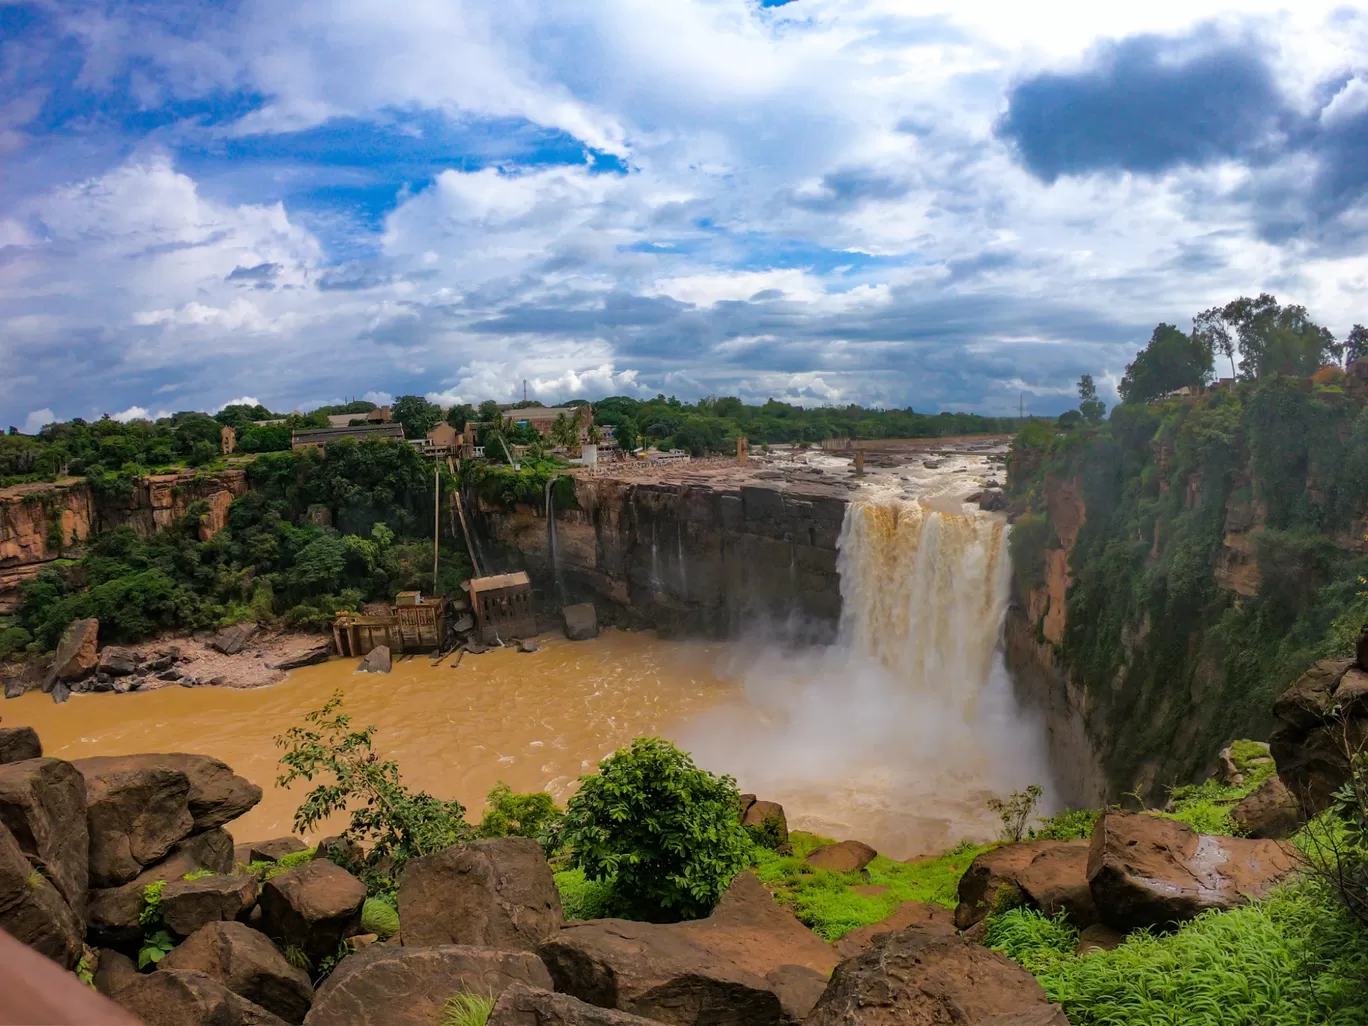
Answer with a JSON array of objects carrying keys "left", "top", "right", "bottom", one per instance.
[{"left": 5, "top": 630, "right": 734, "bottom": 844}]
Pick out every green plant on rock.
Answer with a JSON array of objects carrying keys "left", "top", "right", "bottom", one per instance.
[
  {"left": 139, "top": 880, "right": 166, "bottom": 927},
  {"left": 440, "top": 992, "right": 494, "bottom": 1026},
  {"left": 182, "top": 867, "right": 215, "bottom": 881},
  {"left": 561, "top": 736, "right": 752, "bottom": 921},
  {"left": 137, "top": 930, "right": 174, "bottom": 970},
  {"left": 360, "top": 896, "right": 400, "bottom": 939},
  {"left": 1030, "top": 808, "right": 1100, "bottom": 842},
  {"left": 275, "top": 692, "right": 469, "bottom": 894},
  {"left": 987, "top": 784, "right": 1043, "bottom": 842},
  {"left": 282, "top": 944, "right": 311, "bottom": 973}
]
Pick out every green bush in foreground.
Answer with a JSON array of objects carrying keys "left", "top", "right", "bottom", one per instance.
[
  {"left": 561, "top": 736, "right": 752, "bottom": 921},
  {"left": 986, "top": 883, "right": 1368, "bottom": 1025}
]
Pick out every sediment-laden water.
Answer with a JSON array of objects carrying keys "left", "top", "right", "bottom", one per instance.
[{"left": 5, "top": 631, "right": 732, "bottom": 843}]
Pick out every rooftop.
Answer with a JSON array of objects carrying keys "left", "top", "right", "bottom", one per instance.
[
  {"left": 292, "top": 423, "right": 406, "bottom": 444},
  {"left": 469, "top": 571, "right": 532, "bottom": 593}
]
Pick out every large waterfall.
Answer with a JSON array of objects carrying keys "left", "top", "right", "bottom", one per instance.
[{"left": 680, "top": 494, "right": 1056, "bottom": 860}]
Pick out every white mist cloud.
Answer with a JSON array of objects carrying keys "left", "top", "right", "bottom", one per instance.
[{"left": 110, "top": 406, "right": 150, "bottom": 422}]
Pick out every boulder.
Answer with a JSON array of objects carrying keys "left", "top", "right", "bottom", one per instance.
[
  {"left": 955, "top": 839, "right": 1079, "bottom": 929},
  {"left": 488, "top": 984, "right": 663, "bottom": 1026},
  {"left": 805, "top": 839, "right": 877, "bottom": 874},
  {"left": 51, "top": 680, "right": 71, "bottom": 704},
  {"left": 88, "top": 829, "right": 238, "bottom": 951},
  {"left": 51, "top": 617, "right": 99, "bottom": 680},
  {"left": 740, "top": 800, "right": 788, "bottom": 845},
  {"left": 804, "top": 926, "right": 1070, "bottom": 1026},
  {"left": 162, "top": 874, "right": 259, "bottom": 938},
  {"left": 832, "top": 900, "right": 955, "bottom": 960},
  {"left": 519, "top": 639, "right": 540, "bottom": 654},
  {"left": 398, "top": 837, "right": 562, "bottom": 951},
  {"left": 538, "top": 919, "right": 789, "bottom": 1026},
  {"left": 0, "top": 725, "right": 42, "bottom": 763},
  {"left": 105, "top": 753, "right": 262, "bottom": 833},
  {"left": 160, "top": 921, "right": 314, "bottom": 1024},
  {"left": 0, "top": 817, "right": 83, "bottom": 967},
  {"left": 0, "top": 756, "right": 89, "bottom": 913},
  {"left": 1087, "top": 812, "right": 1298, "bottom": 932},
  {"left": 677, "top": 872, "right": 836, "bottom": 1021},
  {"left": 274, "top": 645, "right": 332, "bottom": 671},
  {"left": 1270, "top": 658, "right": 1368, "bottom": 816},
  {"left": 211, "top": 624, "right": 258, "bottom": 657},
  {"left": 1075, "top": 923, "right": 1125, "bottom": 955},
  {"left": 4, "top": 679, "right": 26, "bottom": 699},
  {"left": 358, "top": 646, "right": 391, "bottom": 674},
  {"left": 249, "top": 837, "right": 310, "bottom": 864},
  {"left": 313, "top": 836, "right": 362, "bottom": 867},
  {"left": 563, "top": 603, "right": 598, "bottom": 641},
  {"left": 73, "top": 755, "right": 195, "bottom": 886},
  {"left": 98, "top": 647, "right": 139, "bottom": 677},
  {"left": 978, "top": 488, "right": 1008, "bottom": 512},
  {"left": 303, "top": 944, "right": 552, "bottom": 1026},
  {"left": 94, "top": 947, "right": 141, "bottom": 999},
  {"left": 1016, "top": 841, "right": 1097, "bottom": 927},
  {"left": 115, "top": 969, "right": 288, "bottom": 1026},
  {"left": 1231, "top": 775, "right": 1303, "bottom": 839},
  {"left": 259, "top": 859, "right": 366, "bottom": 965}
]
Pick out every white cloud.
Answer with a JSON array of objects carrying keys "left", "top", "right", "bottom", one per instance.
[
  {"left": 216, "top": 396, "right": 261, "bottom": 411},
  {"left": 22, "top": 409, "right": 55, "bottom": 434},
  {"left": 110, "top": 405, "right": 150, "bottom": 423}
]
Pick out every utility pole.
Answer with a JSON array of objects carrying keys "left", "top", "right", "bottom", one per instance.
[{"left": 523, "top": 379, "right": 528, "bottom": 404}]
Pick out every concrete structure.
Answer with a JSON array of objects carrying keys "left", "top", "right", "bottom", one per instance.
[
  {"left": 220, "top": 425, "right": 236, "bottom": 455},
  {"left": 469, "top": 571, "right": 537, "bottom": 643},
  {"left": 291, "top": 422, "right": 406, "bottom": 451}
]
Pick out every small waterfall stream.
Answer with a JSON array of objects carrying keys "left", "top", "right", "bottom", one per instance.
[{"left": 545, "top": 477, "right": 564, "bottom": 606}]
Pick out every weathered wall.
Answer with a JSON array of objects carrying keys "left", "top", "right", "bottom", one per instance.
[
  {"left": 0, "top": 470, "right": 246, "bottom": 613},
  {"left": 479, "top": 477, "right": 847, "bottom": 640}
]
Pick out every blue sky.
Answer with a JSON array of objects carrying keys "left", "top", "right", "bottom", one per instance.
[{"left": 1, "top": 0, "right": 1366, "bottom": 429}]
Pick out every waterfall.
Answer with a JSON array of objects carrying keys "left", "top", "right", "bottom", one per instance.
[
  {"left": 675, "top": 524, "right": 687, "bottom": 595},
  {"left": 837, "top": 501, "right": 1008, "bottom": 718},
  {"left": 545, "top": 477, "right": 564, "bottom": 606},
  {"left": 679, "top": 494, "right": 1055, "bottom": 860}
]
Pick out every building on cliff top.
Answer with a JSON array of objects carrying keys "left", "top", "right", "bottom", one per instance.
[{"left": 291, "top": 423, "right": 406, "bottom": 450}]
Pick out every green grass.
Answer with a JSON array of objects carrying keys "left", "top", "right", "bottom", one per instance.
[
  {"left": 748, "top": 832, "right": 994, "bottom": 941},
  {"left": 360, "top": 897, "right": 399, "bottom": 939},
  {"left": 439, "top": 992, "right": 494, "bottom": 1026},
  {"left": 985, "top": 882, "right": 1368, "bottom": 1025}
]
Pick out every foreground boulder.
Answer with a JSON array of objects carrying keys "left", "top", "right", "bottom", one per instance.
[
  {"left": 0, "top": 755, "right": 89, "bottom": 913},
  {"left": 740, "top": 800, "right": 789, "bottom": 846},
  {"left": 51, "top": 618, "right": 99, "bottom": 681},
  {"left": 161, "top": 874, "right": 259, "bottom": 938},
  {"left": 489, "top": 984, "right": 662, "bottom": 1026},
  {"left": 303, "top": 945, "right": 553, "bottom": 1026},
  {"left": 398, "top": 837, "right": 562, "bottom": 951},
  {"left": 248, "top": 837, "right": 310, "bottom": 864},
  {"left": 0, "top": 817, "right": 82, "bottom": 967},
  {"left": 1231, "top": 775, "right": 1303, "bottom": 839},
  {"left": 539, "top": 919, "right": 789, "bottom": 1026},
  {"left": 259, "top": 859, "right": 366, "bottom": 965},
  {"left": 1270, "top": 657, "right": 1368, "bottom": 817},
  {"left": 1016, "top": 841, "right": 1097, "bottom": 927},
  {"left": 833, "top": 900, "right": 954, "bottom": 960},
  {"left": 0, "top": 725, "right": 41, "bottom": 764},
  {"left": 358, "top": 646, "right": 391, "bottom": 674},
  {"left": 139, "top": 754, "right": 264, "bottom": 831},
  {"left": 805, "top": 839, "right": 877, "bottom": 874},
  {"left": 161, "top": 921, "right": 314, "bottom": 1024},
  {"left": 94, "top": 947, "right": 141, "bottom": 999},
  {"left": 87, "top": 829, "right": 237, "bottom": 951},
  {"left": 955, "top": 839, "right": 1083, "bottom": 929},
  {"left": 1087, "top": 812, "right": 1298, "bottom": 931},
  {"left": 115, "top": 968, "right": 288, "bottom": 1026},
  {"left": 807, "top": 926, "right": 1069, "bottom": 1025},
  {"left": 74, "top": 756, "right": 195, "bottom": 886},
  {"left": 677, "top": 872, "right": 835, "bottom": 1019},
  {"left": 563, "top": 603, "right": 599, "bottom": 641}
]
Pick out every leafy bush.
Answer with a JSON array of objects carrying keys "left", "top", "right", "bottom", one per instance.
[
  {"left": 561, "top": 736, "right": 752, "bottom": 921},
  {"left": 986, "top": 883, "right": 1368, "bottom": 1025},
  {"left": 276, "top": 693, "right": 470, "bottom": 894},
  {"left": 0, "top": 625, "right": 32, "bottom": 658},
  {"left": 1030, "top": 809, "right": 1100, "bottom": 842},
  {"left": 476, "top": 782, "right": 564, "bottom": 855},
  {"left": 554, "top": 868, "right": 626, "bottom": 920}
]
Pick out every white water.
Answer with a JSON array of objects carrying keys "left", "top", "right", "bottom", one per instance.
[{"left": 680, "top": 484, "right": 1058, "bottom": 860}]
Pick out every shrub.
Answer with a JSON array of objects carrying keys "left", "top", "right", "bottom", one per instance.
[
  {"left": 987, "top": 785, "right": 1043, "bottom": 842},
  {"left": 476, "top": 782, "right": 564, "bottom": 855},
  {"left": 360, "top": 896, "right": 400, "bottom": 939},
  {"left": 440, "top": 993, "right": 494, "bottom": 1026},
  {"left": 0, "top": 625, "right": 32, "bottom": 659},
  {"left": 1030, "top": 808, "right": 1100, "bottom": 841},
  {"left": 276, "top": 693, "right": 470, "bottom": 894},
  {"left": 561, "top": 736, "right": 752, "bottom": 921}
]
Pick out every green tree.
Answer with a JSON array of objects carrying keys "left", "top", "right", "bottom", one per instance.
[
  {"left": 391, "top": 396, "right": 442, "bottom": 439},
  {"left": 1077, "top": 375, "right": 1106, "bottom": 424},
  {"left": 1118, "top": 323, "right": 1215, "bottom": 404},
  {"left": 561, "top": 736, "right": 752, "bottom": 920},
  {"left": 1346, "top": 325, "right": 1368, "bottom": 368},
  {"left": 477, "top": 400, "right": 502, "bottom": 423},
  {"left": 215, "top": 404, "right": 274, "bottom": 430},
  {"left": 1194, "top": 306, "right": 1238, "bottom": 379},
  {"left": 612, "top": 418, "right": 639, "bottom": 452},
  {"left": 1222, "top": 294, "right": 1341, "bottom": 379},
  {"left": 446, "top": 404, "right": 474, "bottom": 431}
]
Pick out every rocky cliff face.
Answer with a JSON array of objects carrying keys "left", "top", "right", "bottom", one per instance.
[
  {"left": 0, "top": 471, "right": 246, "bottom": 613},
  {"left": 479, "top": 477, "right": 846, "bottom": 640}
]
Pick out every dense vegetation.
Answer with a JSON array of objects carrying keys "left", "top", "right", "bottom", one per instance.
[
  {"left": 5, "top": 438, "right": 463, "bottom": 653},
  {"left": 1008, "top": 295, "right": 1368, "bottom": 793}
]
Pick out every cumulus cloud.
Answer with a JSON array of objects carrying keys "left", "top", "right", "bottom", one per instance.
[
  {"left": 1, "top": 1, "right": 1366, "bottom": 423},
  {"left": 110, "top": 406, "right": 151, "bottom": 423}
]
